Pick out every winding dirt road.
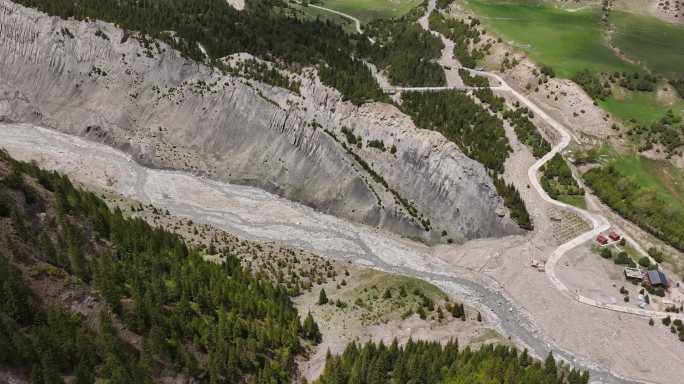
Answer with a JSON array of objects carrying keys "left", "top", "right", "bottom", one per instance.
[{"left": 312, "top": 0, "right": 677, "bottom": 321}]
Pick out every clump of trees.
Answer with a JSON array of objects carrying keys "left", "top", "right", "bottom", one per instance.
[
  {"left": 615, "top": 71, "right": 658, "bottom": 92},
  {"left": 459, "top": 68, "right": 489, "bottom": 88},
  {"left": 503, "top": 107, "right": 551, "bottom": 158},
  {"left": 494, "top": 176, "right": 533, "bottom": 230},
  {"left": 627, "top": 109, "right": 683, "bottom": 156},
  {"left": 316, "top": 339, "right": 589, "bottom": 384},
  {"left": 572, "top": 69, "right": 612, "bottom": 100},
  {"left": 402, "top": 91, "right": 510, "bottom": 174},
  {"left": 436, "top": 0, "right": 455, "bottom": 9},
  {"left": 669, "top": 79, "right": 684, "bottom": 99},
  {"left": 367, "top": 139, "right": 386, "bottom": 152},
  {"left": 429, "top": 12, "right": 486, "bottom": 69},
  {"left": 365, "top": 15, "right": 446, "bottom": 86},
  {"left": 573, "top": 70, "right": 660, "bottom": 102},
  {"left": 220, "top": 58, "right": 302, "bottom": 93},
  {"left": 540, "top": 154, "right": 584, "bottom": 199}
]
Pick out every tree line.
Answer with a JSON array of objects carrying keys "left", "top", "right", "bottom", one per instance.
[{"left": 316, "top": 338, "right": 589, "bottom": 384}]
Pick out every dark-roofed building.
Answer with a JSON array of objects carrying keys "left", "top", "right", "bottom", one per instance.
[{"left": 646, "top": 270, "right": 668, "bottom": 287}]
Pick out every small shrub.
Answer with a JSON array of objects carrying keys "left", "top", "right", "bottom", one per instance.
[
  {"left": 614, "top": 251, "right": 630, "bottom": 265},
  {"left": 600, "top": 247, "right": 612, "bottom": 259}
]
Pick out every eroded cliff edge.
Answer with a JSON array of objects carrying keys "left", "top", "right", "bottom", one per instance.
[{"left": 0, "top": 0, "right": 523, "bottom": 243}]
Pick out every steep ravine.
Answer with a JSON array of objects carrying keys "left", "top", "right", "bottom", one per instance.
[{"left": 0, "top": 0, "right": 522, "bottom": 243}]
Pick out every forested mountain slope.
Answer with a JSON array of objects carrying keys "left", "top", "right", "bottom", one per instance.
[
  {"left": 0, "top": 0, "right": 523, "bottom": 244},
  {"left": 0, "top": 149, "right": 320, "bottom": 383}
]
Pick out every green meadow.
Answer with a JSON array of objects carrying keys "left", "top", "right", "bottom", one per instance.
[
  {"left": 558, "top": 194, "right": 587, "bottom": 210},
  {"left": 611, "top": 155, "right": 684, "bottom": 210},
  {"left": 610, "top": 11, "right": 684, "bottom": 79},
  {"left": 465, "top": 1, "right": 684, "bottom": 123},
  {"left": 600, "top": 90, "right": 684, "bottom": 124},
  {"left": 466, "top": 0, "right": 636, "bottom": 78},
  {"left": 319, "top": 0, "right": 424, "bottom": 23}
]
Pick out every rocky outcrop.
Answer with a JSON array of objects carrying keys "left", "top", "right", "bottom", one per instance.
[{"left": 0, "top": 0, "right": 523, "bottom": 243}]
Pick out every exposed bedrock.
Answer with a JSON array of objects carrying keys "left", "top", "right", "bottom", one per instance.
[{"left": 0, "top": 0, "right": 523, "bottom": 243}]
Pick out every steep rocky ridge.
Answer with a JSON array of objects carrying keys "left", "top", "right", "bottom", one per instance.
[{"left": 0, "top": 0, "right": 522, "bottom": 243}]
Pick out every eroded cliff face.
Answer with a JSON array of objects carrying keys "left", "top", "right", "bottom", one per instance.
[{"left": 0, "top": 0, "right": 523, "bottom": 243}]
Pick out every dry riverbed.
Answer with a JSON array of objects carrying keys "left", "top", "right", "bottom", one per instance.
[{"left": 2, "top": 123, "right": 683, "bottom": 384}]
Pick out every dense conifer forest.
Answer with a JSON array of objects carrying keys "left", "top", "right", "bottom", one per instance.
[
  {"left": 0, "top": 255, "right": 150, "bottom": 384},
  {"left": 316, "top": 339, "right": 589, "bottom": 384},
  {"left": 13, "top": 0, "right": 385, "bottom": 105},
  {"left": 0, "top": 150, "right": 318, "bottom": 383},
  {"left": 365, "top": 9, "right": 447, "bottom": 87}
]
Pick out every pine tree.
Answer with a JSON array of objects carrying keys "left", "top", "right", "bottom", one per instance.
[
  {"left": 318, "top": 288, "right": 328, "bottom": 305},
  {"left": 544, "top": 352, "right": 557, "bottom": 380},
  {"left": 303, "top": 312, "right": 321, "bottom": 343}
]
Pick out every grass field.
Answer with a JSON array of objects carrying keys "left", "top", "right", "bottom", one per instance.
[
  {"left": 318, "top": 0, "right": 423, "bottom": 23},
  {"left": 612, "top": 155, "right": 684, "bottom": 210},
  {"left": 558, "top": 194, "right": 587, "bottom": 209},
  {"left": 605, "top": 155, "right": 684, "bottom": 274},
  {"left": 600, "top": 90, "right": 684, "bottom": 124},
  {"left": 466, "top": 0, "right": 636, "bottom": 78},
  {"left": 610, "top": 11, "right": 684, "bottom": 79}
]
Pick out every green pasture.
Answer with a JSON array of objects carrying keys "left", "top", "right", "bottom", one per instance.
[
  {"left": 610, "top": 11, "right": 684, "bottom": 79},
  {"left": 466, "top": 0, "right": 636, "bottom": 78},
  {"left": 612, "top": 155, "right": 684, "bottom": 210},
  {"left": 558, "top": 194, "right": 587, "bottom": 210},
  {"left": 318, "top": 0, "right": 424, "bottom": 23},
  {"left": 600, "top": 90, "right": 684, "bottom": 124}
]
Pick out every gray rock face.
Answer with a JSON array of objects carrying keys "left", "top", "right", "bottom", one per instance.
[{"left": 0, "top": 0, "right": 522, "bottom": 243}]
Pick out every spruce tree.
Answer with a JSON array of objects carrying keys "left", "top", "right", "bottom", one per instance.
[
  {"left": 318, "top": 288, "right": 328, "bottom": 305},
  {"left": 303, "top": 312, "right": 321, "bottom": 343}
]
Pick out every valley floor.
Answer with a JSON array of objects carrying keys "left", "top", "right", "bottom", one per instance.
[{"left": 2, "top": 123, "right": 683, "bottom": 384}]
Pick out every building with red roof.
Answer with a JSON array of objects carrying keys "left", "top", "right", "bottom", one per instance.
[{"left": 596, "top": 235, "right": 608, "bottom": 245}]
